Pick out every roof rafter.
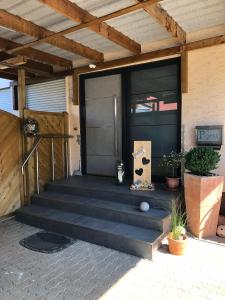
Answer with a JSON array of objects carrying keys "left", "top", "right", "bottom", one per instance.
[
  {"left": 143, "top": 3, "right": 186, "bottom": 43},
  {"left": 5, "top": 0, "right": 161, "bottom": 53},
  {"left": 72, "top": 34, "right": 225, "bottom": 75},
  {"left": 0, "top": 37, "right": 72, "bottom": 68},
  {"left": 38, "top": 0, "right": 141, "bottom": 54},
  {"left": 0, "top": 67, "right": 35, "bottom": 78},
  {"left": 0, "top": 51, "right": 53, "bottom": 76},
  {"left": 0, "top": 56, "right": 27, "bottom": 69},
  {"left": 0, "top": 9, "right": 104, "bottom": 62},
  {"left": 0, "top": 71, "right": 18, "bottom": 80}
]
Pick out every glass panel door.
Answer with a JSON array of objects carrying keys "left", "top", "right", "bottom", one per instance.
[{"left": 126, "top": 60, "right": 180, "bottom": 180}]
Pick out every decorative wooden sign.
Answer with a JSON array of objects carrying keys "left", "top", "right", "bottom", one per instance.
[{"left": 131, "top": 141, "right": 151, "bottom": 190}]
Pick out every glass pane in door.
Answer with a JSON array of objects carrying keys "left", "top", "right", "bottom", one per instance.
[{"left": 128, "top": 60, "right": 180, "bottom": 180}]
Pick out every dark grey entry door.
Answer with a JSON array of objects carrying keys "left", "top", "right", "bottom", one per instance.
[{"left": 85, "top": 74, "right": 122, "bottom": 176}]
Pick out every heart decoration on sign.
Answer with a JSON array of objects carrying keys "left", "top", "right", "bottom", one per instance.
[
  {"left": 142, "top": 157, "right": 150, "bottom": 165},
  {"left": 135, "top": 168, "right": 143, "bottom": 176}
]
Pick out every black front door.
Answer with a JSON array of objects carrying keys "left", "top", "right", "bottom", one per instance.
[{"left": 125, "top": 59, "right": 181, "bottom": 180}]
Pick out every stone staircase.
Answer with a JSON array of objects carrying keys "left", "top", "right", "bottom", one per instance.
[{"left": 16, "top": 176, "right": 177, "bottom": 260}]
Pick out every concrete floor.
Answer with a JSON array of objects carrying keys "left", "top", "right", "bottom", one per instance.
[{"left": 0, "top": 218, "right": 224, "bottom": 300}]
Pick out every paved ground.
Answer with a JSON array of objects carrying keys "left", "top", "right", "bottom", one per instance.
[{"left": 0, "top": 218, "right": 224, "bottom": 300}]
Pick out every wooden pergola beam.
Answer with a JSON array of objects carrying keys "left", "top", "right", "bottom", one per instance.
[
  {"left": 0, "top": 51, "right": 53, "bottom": 76},
  {"left": 73, "top": 34, "right": 225, "bottom": 75},
  {"left": 39, "top": 0, "right": 141, "bottom": 54},
  {"left": 144, "top": 3, "right": 186, "bottom": 43},
  {"left": 0, "top": 10, "right": 104, "bottom": 62},
  {"left": 0, "top": 71, "right": 18, "bottom": 80},
  {"left": 0, "top": 37, "right": 72, "bottom": 68},
  {"left": 0, "top": 67, "right": 35, "bottom": 78},
  {"left": 0, "top": 56, "right": 27, "bottom": 69},
  {"left": 6, "top": 0, "right": 161, "bottom": 53}
]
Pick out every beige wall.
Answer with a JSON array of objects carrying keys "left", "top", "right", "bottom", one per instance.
[
  {"left": 65, "top": 76, "right": 81, "bottom": 175},
  {"left": 182, "top": 44, "right": 225, "bottom": 178}
]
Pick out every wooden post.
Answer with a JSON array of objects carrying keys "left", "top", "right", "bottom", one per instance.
[
  {"left": 17, "top": 68, "right": 27, "bottom": 205},
  {"left": 18, "top": 68, "right": 26, "bottom": 117},
  {"left": 73, "top": 71, "right": 79, "bottom": 105},
  {"left": 181, "top": 50, "right": 188, "bottom": 93}
]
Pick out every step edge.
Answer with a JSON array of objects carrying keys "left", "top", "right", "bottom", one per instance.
[
  {"left": 32, "top": 195, "right": 170, "bottom": 221},
  {"left": 17, "top": 207, "right": 162, "bottom": 245},
  {"left": 46, "top": 183, "right": 171, "bottom": 202}
]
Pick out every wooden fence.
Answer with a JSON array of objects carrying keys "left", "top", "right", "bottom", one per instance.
[
  {"left": 0, "top": 110, "right": 23, "bottom": 216},
  {"left": 24, "top": 109, "right": 69, "bottom": 199}
]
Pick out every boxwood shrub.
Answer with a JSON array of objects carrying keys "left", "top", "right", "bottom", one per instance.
[{"left": 185, "top": 147, "right": 220, "bottom": 176}]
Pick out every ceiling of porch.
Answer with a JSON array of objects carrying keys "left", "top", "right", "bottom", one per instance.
[{"left": 0, "top": 0, "right": 224, "bottom": 79}]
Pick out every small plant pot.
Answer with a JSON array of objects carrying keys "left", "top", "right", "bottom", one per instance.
[
  {"left": 167, "top": 232, "right": 188, "bottom": 255},
  {"left": 166, "top": 177, "right": 180, "bottom": 190}
]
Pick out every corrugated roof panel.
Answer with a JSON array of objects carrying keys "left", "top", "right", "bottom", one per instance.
[
  {"left": 106, "top": 10, "right": 171, "bottom": 44},
  {"left": 0, "top": 0, "right": 76, "bottom": 32},
  {"left": 161, "top": 0, "right": 225, "bottom": 32},
  {"left": 0, "top": 0, "right": 224, "bottom": 68},
  {"left": 33, "top": 43, "right": 81, "bottom": 61},
  {"left": 66, "top": 28, "right": 124, "bottom": 53},
  {"left": 71, "top": 0, "right": 136, "bottom": 17}
]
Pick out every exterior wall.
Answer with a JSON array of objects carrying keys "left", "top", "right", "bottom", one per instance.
[
  {"left": 65, "top": 76, "right": 81, "bottom": 175},
  {"left": 182, "top": 44, "right": 225, "bottom": 180},
  {"left": 66, "top": 44, "right": 225, "bottom": 186}
]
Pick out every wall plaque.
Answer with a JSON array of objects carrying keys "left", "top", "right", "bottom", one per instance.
[{"left": 196, "top": 126, "right": 223, "bottom": 147}]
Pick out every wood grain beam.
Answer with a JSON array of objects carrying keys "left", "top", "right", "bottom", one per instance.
[
  {"left": 18, "top": 68, "right": 26, "bottom": 117},
  {"left": 74, "top": 46, "right": 180, "bottom": 74},
  {"left": 0, "top": 67, "right": 35, "bottom": 78},
  {"left": 39, "top": 0, "right": 141, "bottom": 54},
  {"left": 0, "top": 51, "right": 53, "bottom": 76},
  {"left": 0, "top": 37, "right": 72, "bottom": 68},
  {"left": 0, "top": 56, "right": 27, "bottom": 69},
  {"left": 73, "top": 34, "right": 225, "bottom": 75},
  {"left": 0, "top": 71, "right": 17, "bottom": 80},
  {"left": 184, "top": 34, "right": 225, "bottom": 51},
  {"left": 144, "top": 3, "right": 186, "bottom": 43},
  {"left": 181, "top": 50, "right": 188, "bottom": 93},
  {"left": 0, "top": 10, "right": 104, "bottom": 62},
  {"left": 6, "top": 0, "right": 161, "bottom": 53}
]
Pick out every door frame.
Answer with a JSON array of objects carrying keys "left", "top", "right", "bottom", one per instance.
[{"left": 79, "top": 57, "right": 181, "bottom": 178}]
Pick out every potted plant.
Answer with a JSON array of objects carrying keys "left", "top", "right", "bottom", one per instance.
[
  {"left": 167, "top": 202, "right": 187, "bottom": 255},
  {"left": 184, "top": 147, "right": 224, "bottom": 238},
  {"left": 161, "top": 151, "right": 184, "bottom": 190}
]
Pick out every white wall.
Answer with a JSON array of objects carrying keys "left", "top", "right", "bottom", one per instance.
[{"left": 182, "top": 44, "right": 225, "bottom": 180}]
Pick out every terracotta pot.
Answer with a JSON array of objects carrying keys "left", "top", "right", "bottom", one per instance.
[
  {"left": 166, "top": 177, "right": 180, "bottom": 190},
  {"left": 184, "top": 173, "right": 224, "bottom": 238},
  {"left": 167, "top": 232, "right": 188, "bottom": 255}
]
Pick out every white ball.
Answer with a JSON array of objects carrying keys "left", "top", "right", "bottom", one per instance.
[
  {"left": 217, "top": 225, "right": 225, "bottom": 237},
  {"left": 140, "top": 202, "right": 150, "bottom": 212}
]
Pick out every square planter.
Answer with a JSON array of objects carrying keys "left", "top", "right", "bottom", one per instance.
[{"left": 184, "top": 173, "right": 224, "bottom": 238}]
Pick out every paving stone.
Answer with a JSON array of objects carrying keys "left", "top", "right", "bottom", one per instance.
[{"left": 0, "top": 218, "right": 224, "bottom": 300}]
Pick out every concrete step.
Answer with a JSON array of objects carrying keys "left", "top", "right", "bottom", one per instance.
[
  {"left": 32, "top": 192, "right": 171, "bottom": 232},
  {"left": 46, "top": 180, "right": 176, "bottom": 211},
  {"left": 16, "top": 205, "right": 165, "bottom": 260}
]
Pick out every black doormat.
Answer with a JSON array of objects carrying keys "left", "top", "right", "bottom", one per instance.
[{"left": 19, "top": 231, "right": 75, "bottom": 253}]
